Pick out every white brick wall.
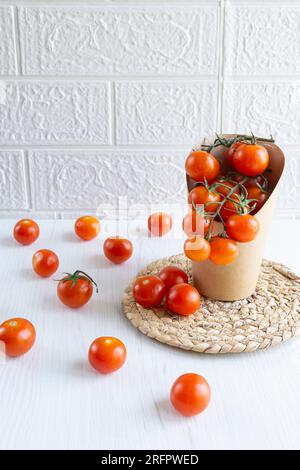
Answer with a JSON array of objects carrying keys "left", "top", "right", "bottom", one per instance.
[{"left": 0, "top": 0, "right": 299, "bottom": 219}]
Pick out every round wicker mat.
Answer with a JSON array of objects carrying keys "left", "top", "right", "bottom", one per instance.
[{"left": 122, "top": 255, "right": 300, "bottom": 354}]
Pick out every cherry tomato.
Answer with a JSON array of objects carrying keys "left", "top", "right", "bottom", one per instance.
[
  {"left": 213, "top": 178, "right": 240, "bottom": 197},
  {"left": 103, "top": 237, "right": 133, "bottom": 264},
  {"left": 158, "top": 266, "right": 188, "bottom": 290},
  {"left": 170, "top": 373, "right": 211, "bottom": 417},
  {"left": 188, "top": 186, "right": 221, "bottom": 213},
  {"left": 75, "top": 216, "right": 100, "bottom": 241},
  {"left": 184, "top": 237, "right": 211, "bottom": 262},
  {"left": 220, "top": 194, "right": 249, "bottom": 222},
  {"left": 89, "top": 337, "right": 126, "bottom": 374},
  {"left": 0, "top": 318, "right": 36, "bottom": 357},
  {"left": 247, "top": 186, "right": 270, "bottom": 213},
  {"left": 182, "top": 212, "right": 211, "bottom": 238},
  {"left": 233, "top": 144, "right": 269, "bottom": 176},
  {"left": 185, "top": 151, "right": 220, "bottom": 183},
  {"left": 244, "top": 175, "right": 268, "bottom": 190},
  {"left": 57, "top": 270, "right": 97, "bottom": 308},
  {"left": 148, "top": 212, "right": 172, "bottom": 237},
  {"left": 226, "top": 214, "right": 259, "bottom": 243},
  {"left": 225, "top": 141, "right": 244, "bottom": 167},
  {"left": 166, "top": 283, "right": 200, "bottom": 316},
  {"left": 133, "top": 276, "right": 166, "bottom": 308},
  {"left": 209, "top": 237, "right": 239, "bottom": 265},
  {"left": 13, "top": 219, "right": 40, "bottom": 246},
  {"left": 32, "top": 249, "right": 59, "bottom": 278}
]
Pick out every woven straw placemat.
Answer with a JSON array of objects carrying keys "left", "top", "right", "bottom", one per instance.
[{"left": 122, "top": 255, "right": 300, "bottom": 354}]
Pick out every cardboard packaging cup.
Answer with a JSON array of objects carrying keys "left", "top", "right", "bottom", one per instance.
[{"left": 186, "top": 135, "right": 285, "bottom": 301}]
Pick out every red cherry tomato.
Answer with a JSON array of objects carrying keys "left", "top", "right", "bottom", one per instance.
[
  {"left": 166, "top": 283, "right": 201, "bottom": 316},
  {"left": 75, "top": 216, "right": 100, "bottom": 241},
  {"left": 247, "top": 186, "right": 270, "bottom": 213},
  {"left": 225, "top": 141, "right": 244, "bottom": 167},
  {"left": 220, "top": 194, "right": 249, "bottom": 222},
  {"left": 233, "top": 144, "right": 269, "bottom": 176},
  {"left": 209, "top": 237, "right": 239, "bottom": 265},
  {"left": 32, "top": 249, "right": 59, "bottom": 278},
  {"left": 182, "top": 212, "right": 211, "bottom": 238},
  {"left": 170, "top": 373, "right": 211, "bottom": 417},
  {"left": 13, "top": 219, "right": 40, "bottom": 246},
  {"left": 88, "top": 337, "right": 126, "bottom": 374},
  {"left": 148, "top": 212, "right": 172, "bottom": 237},
  {"left": 244, "top": 175, "right": 268, "bottom": 190},
  {"left": 57, "top": 271, "right": 97, "bottom": 308},
  {"left": 226, "top": 214, "right": 260, "bottom": 243},
  {"left": 213, "top": 178, "right": 240, "bottom": 197},
  {"left": 133, "top": 276, "right": 166, "bottom": 308},
  {"left": 0, "top": 318, "right": 36, "bottom": 357},
  {"left": 185, "top": 151, "right": 220, "bottom": 183},
  {"left": 184, "top": 237, "right": 211, "bottom": 262},
  {"left": 188, "top": 186, "right": 221, "bottom": 213},
  {"left": 158, "top": 266, "right": 188, "bottom": 290},
  {"left": 103, "top": 237, "right": 133, "bottom": 264}
]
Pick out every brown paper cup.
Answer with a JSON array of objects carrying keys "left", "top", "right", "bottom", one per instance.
[{"left": 187, "top": 135, "right": 285, "bottom": 301}]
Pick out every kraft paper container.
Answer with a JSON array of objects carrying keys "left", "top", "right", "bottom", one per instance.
[{"left": 186, "top": 135, "right": 285, "bottom": 301}]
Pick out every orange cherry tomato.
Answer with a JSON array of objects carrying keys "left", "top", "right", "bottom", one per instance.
[
  {"left": 182, "top": 212, "right": 211, "bottom": 238},
  {"left": 209, "top": 237, "right": 239, "bottom": 265},
  {"left": 88, "top": 337, "right": 126, "bottom": 374},
  {"left": 233, "top": 144, "right": 269, "bottom": 176},
  {"left": 247, "top": 186, "right": 270, "bottom": 214},
  {"left": 32, "top": 249, "right": 59, "bottom": 278},
  {"left": 0, "top": 318, "right": 36, "bottom": 357},
  {"left": 103, "top": 236, "right": 133, "bottom": 264},
  {"left": 13, "top": 219, "right": 40, "bottom": 246},
  {"left": 225, "top": 141, "right": 244, "bottom": 167},
  {"left": 184, "top": 237, "right": 211, "bottom": 262},
  {"left": 188, "top": 186, "right": 221, "bottom": 213},
  {"left": 226, "top": 214, "right": 259, "bottom": 243},
  {"left": 170, "top": 373, "right": 211, "bottom": 417},
  {"left": 148, "top": 212, "right": 172, "bottom": 237},
  {"left": 75, "top": 216, "right": 100, "bottom": 241},
  {"left": 57, "top": 270, "right": 97, "bottom": 308},
  {"left": 185, "top": 151, "right": 220, "bottom": 183},
  {"left": 133, "top": 276, "right": 166, "bottom": 308},
  {"left": 213, "top": 178, "right": 240, "bottom": 197},
  {"left": 166, "top": 283, "right": 200, "bottom": 316},
  {"left": 220, "top": 194, "right": 249, "bottom": 222},
  {"left": 158, "top": 266, "right": 188, "bottom": 290}
]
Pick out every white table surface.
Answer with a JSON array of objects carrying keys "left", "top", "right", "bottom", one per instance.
[{"left": 0, "top": 218, "right": 299, "bottom": 451}]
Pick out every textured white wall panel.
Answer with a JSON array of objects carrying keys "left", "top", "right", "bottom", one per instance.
[
  {"left": 116, "top": 81, "right": 218, "bottom": 145},
  {"left": 0, "top": 81, "right": 110, "bottom": 145},
  {"left": 19, "top": 5, "right": 218, "bottom": 76},
  {"left": 225, "top": 3, "right": 300, "bottom": 75},
  {"left": 0, "top": 7, "right": 16, "bottom": 75},
  {"left": 277, "top": 148, "right": 300, "bottom": 211},
  {"left": 0, "top": 151, "right": 27, "bottom": 209},
  {"left": 28, "top": 150, "right": 186, "bottom": 210}
]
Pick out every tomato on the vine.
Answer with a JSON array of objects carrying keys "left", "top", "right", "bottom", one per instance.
[
  {"left": 244, "top": 175, "right": 268, "bottom": 190},
  {"left": 57, "top": 271, "right": 98, "bottom": 308},
  {"left": 32, "top": 249, "right": 59, "bottom": 278},
  {"left": 103, "top": 237, "right": 133, "bottom": 264},
  {"left": 75, "top": 216, "right": 100, "bottom": 241},
  {"left": 213, "top": 178, "right": 240, "bottom": 197},
  {"left": 0, "top": 318, "right": 36, "bottom": 357},
  {"left": 184, "top": 237, "right": 211, "bottom": 262},
  {"left": 185, "top": 151, "right": 220, "bottom": 183},
  {"left": 247, "top": 186, "right": 270, "bottom": 213},
  {"left": 88, "top": 337, "right": 126, "bottom": 374},
  {"left": 225, "top": 141, "right": 244, "bottom": 167},
  {"left": 166, "top": 283, "right": 200, "bottom": 316},
  {"left": 148, "top": 212, "right": 172, "bottom": 237},
  {"left": 233, "top": 144, "right": 269, "bottom": 176},
  {"left": 209, "top": 237, "right": 239, "bottom": 265},
  {"left": 188, "top": 186, "right": 221, "bottom": 213},
  {"left": 158, "top": 266, "right": 188, "bottom": 290},
  {"left": 182, "top": 212, "right": 211, "bottom": 238},
  {"left": 170, "top": 373, "right": 211, "bottom": 417},
  {"left": 14, "top": 219, "right": 40, "bottom": 246},
  {"left": 133, "top": 276, "right": 166, "bottom": 308},
  {"left": 220, "top": 194, "right": 249, "bottom": 222},
  {"left": 226, "top": 214, "right": 259, "bottom": 243}
]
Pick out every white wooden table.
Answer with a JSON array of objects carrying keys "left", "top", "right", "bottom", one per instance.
[{"left": 0, "top": 218, "right": 300, "bottom": 451}]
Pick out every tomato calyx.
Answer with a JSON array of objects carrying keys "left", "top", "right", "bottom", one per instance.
[{"left": 57, "top": 270, "right": 99, "bottom": 293}]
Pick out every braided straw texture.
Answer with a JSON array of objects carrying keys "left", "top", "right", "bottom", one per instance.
[{"left": 123, "top": 255, "right": 300, "bottom": 354}]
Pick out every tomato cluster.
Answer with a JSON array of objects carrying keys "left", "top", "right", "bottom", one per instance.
[{"left": 184, "top": 135, "right": 272, "bottom": 265}]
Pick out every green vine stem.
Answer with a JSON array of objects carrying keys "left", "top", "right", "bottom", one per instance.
[
  {"left": 57, "top": 270, "right": 99, "bottom": 293},
  {"left": 200, "top": 133, "right": 274, "bottom": 153}
]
